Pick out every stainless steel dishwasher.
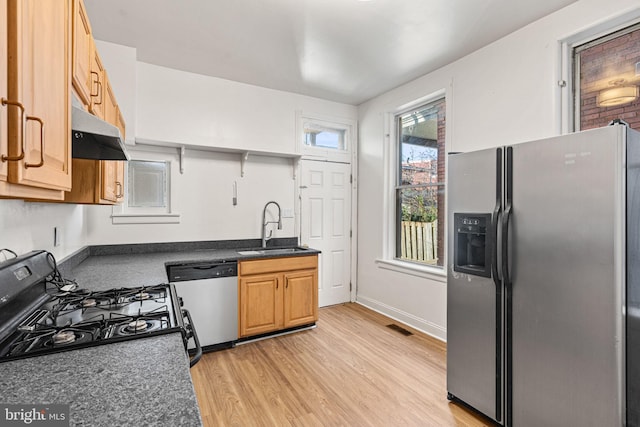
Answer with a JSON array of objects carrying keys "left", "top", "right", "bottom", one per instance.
[{"left": 167, "top": 260, "right": 238, "bottom": 351}]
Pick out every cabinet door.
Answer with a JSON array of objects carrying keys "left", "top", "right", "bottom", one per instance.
[
  {"left": 0, "top": 0, "right": 7, "bottom": 184},
  {"left": 89, "top": 39, "right": 105, "bottom": 119},
  {"left": 115, "top": 160, "right": 124, "bottom": 202},
  {"left": 239, "top": 274, "right": 283, "bottom": 337},
  {"left": 115, "top": 106, "right": 126, "bottom": 141},
  {"left": 104, "top": 75, "right": 117, "bottom": 125},
  {"left": 283, "top": 269, "right": 318, "bottom": 328},
  {"left": 72, "top": 0, "right": 91, "bottom": 105},
  {"left": 99, "top": 160, "right": 118, "bottom": 202},
  {"left": 7, "top": 0, "right": 71, "bottom": 192}
]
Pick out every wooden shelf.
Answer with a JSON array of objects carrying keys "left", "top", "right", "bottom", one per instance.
[{"left": 134, "top": 137, "right": 301, "bottom": 178}]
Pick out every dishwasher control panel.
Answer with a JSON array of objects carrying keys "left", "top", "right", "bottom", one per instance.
[{"left": 166, "top": 261, "right": 238, "bottom": 282}]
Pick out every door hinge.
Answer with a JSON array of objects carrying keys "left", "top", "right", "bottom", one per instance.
[
  {"left": 350, "top": 174, "right": 353, "bottom": 184},
  {"left": 350, "top": 229, "right": 352, "bottom": 238},
  {"left": 349, "top": 282, "right": 352, "bottom": 292}
]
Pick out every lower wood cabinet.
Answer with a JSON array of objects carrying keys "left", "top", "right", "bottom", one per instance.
[{"left": 238, "top": 255, "right": 318, "bottom": 338}]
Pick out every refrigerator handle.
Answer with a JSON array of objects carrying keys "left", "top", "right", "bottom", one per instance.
[
  {"left": 502, "top": 147, "right": 513, "bottom": 289},
  {"left": 492, "top": 148, "right": 502, "bottom": 285}
]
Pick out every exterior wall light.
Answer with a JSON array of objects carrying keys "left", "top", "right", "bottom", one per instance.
[{"left": 597, "top": 85, "right": 638, "bottom": 107}]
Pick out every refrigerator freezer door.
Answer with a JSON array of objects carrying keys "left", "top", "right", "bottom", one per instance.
[
  {"left": 626, "top": 126, "right": 640, "bottom": 426},
  {"left": 509, "top": 126, "right": 625, "bottom": 427},
  {"left": 447, "top": 148, "right": 502, "bottom": 422}
]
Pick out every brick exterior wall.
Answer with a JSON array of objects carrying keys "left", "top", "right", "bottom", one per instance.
[{"left": 579, "top": 27, "right": 640, "bottom": 131}]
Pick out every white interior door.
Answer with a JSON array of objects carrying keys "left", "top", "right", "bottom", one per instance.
[{"left": 300, "top": 160, "right": 352, "bottom": 307}]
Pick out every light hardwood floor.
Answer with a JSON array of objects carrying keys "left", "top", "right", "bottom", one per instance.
[{"left": 190, "top": 303, "right": 495, "bottom": 427}]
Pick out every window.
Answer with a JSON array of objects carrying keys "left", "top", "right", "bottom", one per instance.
[
  {"left": 573, "top": 23, "right": 640, "bottom": 131},
  {"left": 395, "top": 98, "right": 446, "bottom": 267},
  {"left": 304, "top": 125, "right": 346, "bottom": 150},
  {"left": 128, "top": 160, "right": 168, "bottom": 209},
  {"left": 111, "top": 158, "right": 180, "bottom": 224},
  {"left": 299, "top": 114, "right": 353, "bottom": 163}
]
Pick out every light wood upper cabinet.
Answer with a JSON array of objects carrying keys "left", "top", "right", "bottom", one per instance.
[
  {"left": 99, "top": 160, "right": 118, "bottom": 202},
  {"left": 115, "top": 107, "right": 126, "bottom": 142},
  {"left": 89, "top": 39, "right": 105, "bottom": 119},
  {"left": 64, "top": 158, "right": 121, "bottom": 204},
  {"left": 1, "top": 0, "right": 71, "bottom": 199},
  {"left": 64, "top": 1, "right": 127, "bottom": 206},
  {"left": 115, "top": 159, "right": 124, "bottom": 201},
  {"left": 238, "top": 255, "right": 318, "bottom": 338},
  {"left": 72, "top": 0, "right": 91, "bottom": 106},
  {"left": 104, "top": 74, "right": 118, "bottom": 127}
]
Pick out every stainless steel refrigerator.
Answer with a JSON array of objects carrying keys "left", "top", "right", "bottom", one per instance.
[{"left": 446, "top": 124, "right": 640, "bottom": 426}]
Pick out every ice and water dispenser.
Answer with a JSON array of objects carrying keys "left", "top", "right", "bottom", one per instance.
[{"left": 453, "top": 213, "right": 492, "bottom": 278}]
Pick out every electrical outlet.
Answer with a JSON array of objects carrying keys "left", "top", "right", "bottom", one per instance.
[
  {"left": 54, "top": 227, "right": 61, "bottom": 247},
  {"left": 282, "top": 208, "right": 294, "bottom": 218}
]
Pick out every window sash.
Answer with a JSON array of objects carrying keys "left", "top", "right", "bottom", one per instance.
[
  {"left": 393, "top": 98, "right": 445, "bottom": 267},
  {"left": 126, "top": 160, "right": 170, "bottom": 212}
]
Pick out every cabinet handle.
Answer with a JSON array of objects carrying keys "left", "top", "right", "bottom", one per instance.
[
  {"left": 286, "top": 280, "right": 288, "bottom": 289},
  {"left": 276, "top": 278, "right": 279, "bottom": 289},
  {"left": 94, "top": 80, "right": 103, "bottom": 105},
  {"left": 90, "top": 71, "right": 100, "bottom": 97},
  {"left": 115, "top": 181, "right": 123, "bottom": 198},
  {"left": 90, "top": 71, "right": 103, "bottom": 105},
  {"left": 0, "top": 98, "right": 26, "bottom": 162},
  {"left": 24, "top": 116, "right": 44, "bottom": 169}
]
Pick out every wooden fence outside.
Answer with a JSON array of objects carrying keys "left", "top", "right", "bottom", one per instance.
[{"left": 400, "top": 221, "right": 438, "bottom": 264}]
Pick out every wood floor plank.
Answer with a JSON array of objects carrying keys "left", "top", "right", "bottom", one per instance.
[{"left": 190, "top": 303, "right": 496, "bottom": 427}]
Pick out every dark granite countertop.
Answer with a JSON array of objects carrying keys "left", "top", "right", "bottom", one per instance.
[
  {"left": 0, "top": 238, "right": 320, "bottom": 427},
  {"left": 0, "top": 335, "right": 200, "bottom": 427}
]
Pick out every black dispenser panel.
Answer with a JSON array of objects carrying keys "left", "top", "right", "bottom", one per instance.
[{"left": 453, "top": 213, "right": 492, "bottom": 277}]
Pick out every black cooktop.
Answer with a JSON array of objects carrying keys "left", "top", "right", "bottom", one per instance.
[{"left": 0, "top": 251, "right": 187, "bottom": 362}]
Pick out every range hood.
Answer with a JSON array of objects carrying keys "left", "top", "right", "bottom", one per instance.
[{"left": 71, "top": 97, "right": 130, "bottom": 161}]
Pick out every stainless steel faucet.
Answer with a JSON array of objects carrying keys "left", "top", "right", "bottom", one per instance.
[{"left": 261, "top": 201, "right": 282, "bottom": 248}]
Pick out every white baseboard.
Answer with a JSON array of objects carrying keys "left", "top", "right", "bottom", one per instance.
[{"left": 355, "top": 295, "right": 446, "bottom": 342}]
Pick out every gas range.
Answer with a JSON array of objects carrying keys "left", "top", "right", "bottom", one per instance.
[{"left": 0, "top": 250, "right": 201, "bottom": 366}]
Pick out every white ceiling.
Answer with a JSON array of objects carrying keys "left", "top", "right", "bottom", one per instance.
[{"left": 84, "top": 0, "right": 577, "bottom": 105}]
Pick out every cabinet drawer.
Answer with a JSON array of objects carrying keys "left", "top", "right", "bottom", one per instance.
[{"left": 239, "top": 255, "right": 317, "bottom": 276}]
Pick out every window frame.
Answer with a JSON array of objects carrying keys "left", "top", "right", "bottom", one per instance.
[
  {"left": 126, "top": 160, "right": 170, "bottom": 211},
  {"left": 378, "top": 89, "right": 448, "bottom": 280},
  {"left": 571, "top": 22, "right": 640, "bottom": 132},
  {"left": 558, "top": 11, "right": 640, "bottom": 134},
  {"left": 297, "top": 112, "right": 354, "bottom": 163},
  {"left": 111, "top": 148, "right": 181, "bottom": 225}
]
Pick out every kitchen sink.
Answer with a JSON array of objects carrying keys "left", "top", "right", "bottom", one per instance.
[{"left": 236, "top": 247, "right": 309, "bottom": 256}]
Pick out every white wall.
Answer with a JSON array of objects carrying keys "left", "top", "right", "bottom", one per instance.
[
  {"left": 85, "top": 146, "right": 299, "bottom": 244},
  {"left": 85, "top": 60, "right": 357, "bottom": 245},
  {"left": 134, "top": 62, "right": 356, "bottom": 152},
  {"left": 0, "top": 200, "right": 86, "bottom": 261},
  {"left": 356, "top": 0, "right": 640, "bottom": 341}
]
